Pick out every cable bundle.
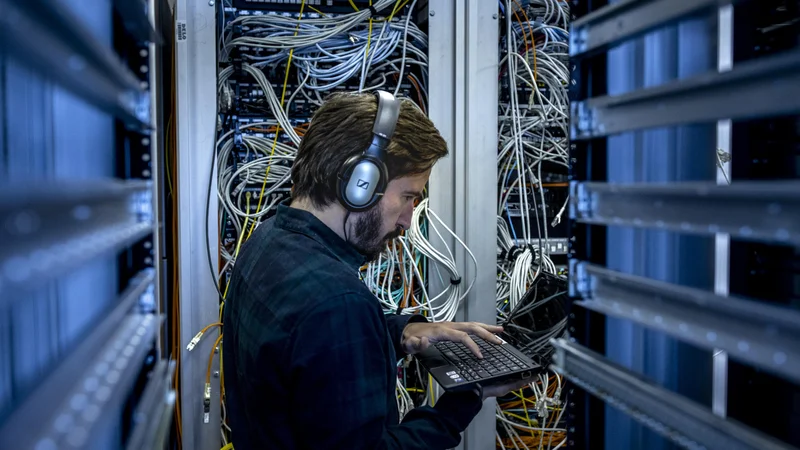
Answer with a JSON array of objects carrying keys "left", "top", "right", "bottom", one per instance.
[
  {"left": 496, "top": 1, "right": 570, "bottom": 448},
  {"left": 496, "top": 374, "right": 567, "bottom": 450},
  {"left": 361, "top": 198, "right": 477, "bottom": 323},
  {"left": 215, "top": 3, "right": 430, "bottom": 274},
  {"left": 208, "top": 2, "right": 464, "bottom": 442},
  {"left": 224, "top": 1, "right": 397, "bottom": 51}
]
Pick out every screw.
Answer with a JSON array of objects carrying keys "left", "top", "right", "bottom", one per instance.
[
  {"left": 209, "top": 0, "right": 215, "bottom": 5},
  {"left": 429, "top": 10, "right": 435, "bottom": 16},
  {"left": 213, "top": 371, "right": 220, "bottom": 378},
  {"left": 492, "top": 13, "right": 498, "bottom": 19}
]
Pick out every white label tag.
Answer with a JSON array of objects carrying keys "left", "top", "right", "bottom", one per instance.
[{"left": 176, "top": 20, "right": 187, "bottom": 42}]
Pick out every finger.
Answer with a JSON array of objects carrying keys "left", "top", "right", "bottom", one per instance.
[
  {"left": 449, "top": 322, "right": 503, "bottom": 337},
  {"left": 475, "top": 323, "right": 504, "bottom": 333},
  {"left": 468, "top": 323, "right": 503, "bottom": 345},
  {"left": 444, "top": 329, "right": 482, "bottom": 358},
  {"left": 450, "top": 322, "right": 503, "bottom": 333}
]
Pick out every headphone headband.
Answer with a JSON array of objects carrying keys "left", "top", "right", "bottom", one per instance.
[{"left": 372, "top": 90, "right": 401, "bottom": 139}]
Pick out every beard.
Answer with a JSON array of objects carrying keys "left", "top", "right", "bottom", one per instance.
[{"left": 350, "top": 206, "right": 403, "bottom": 262}]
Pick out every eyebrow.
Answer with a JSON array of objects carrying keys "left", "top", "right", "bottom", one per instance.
[{"left": 403, "top": 190, "right": 423, "bottom": 198}]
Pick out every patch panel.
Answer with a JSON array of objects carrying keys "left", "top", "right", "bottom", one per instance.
[{"left": 232, "top": 0, "right": 381, "bottom": 13}]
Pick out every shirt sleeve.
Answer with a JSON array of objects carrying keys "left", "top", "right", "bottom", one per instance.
[
  {"left": 288, "top": 293, "right": 483, "bottom": 450},
  {"left": 385, "top": 313, "right": 428, "bottom": 359}
]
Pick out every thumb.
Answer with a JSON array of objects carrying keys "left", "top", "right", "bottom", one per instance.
[
  {"left": 404, "top": 336, "right": 420, "bottom": 354},
  {"left": 416, "top": 336, "right": 430, "bottom": 352},
  {"left": 405, "top": 336, "right": 430, "bottom": 354}
]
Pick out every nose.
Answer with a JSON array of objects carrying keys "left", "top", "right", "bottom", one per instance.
[{"left": 397, "top": 202, "right": 414, "bottom": 231}]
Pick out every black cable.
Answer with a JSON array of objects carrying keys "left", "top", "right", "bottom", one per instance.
[
  {"left": 343, "top": 210, "right": 351, "bottom": 243},
  {"left": 205, "top": 120, "right": 225, "bottom": 301},
  {"left": 205, "top": 0, "right": 225, "bottom": 302}
]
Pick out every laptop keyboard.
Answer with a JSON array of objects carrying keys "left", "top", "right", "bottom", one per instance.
[{"left": 435, "top": 336, "right": 529, "bottom": 383}]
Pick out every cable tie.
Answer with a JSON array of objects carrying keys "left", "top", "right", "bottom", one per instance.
[
  {"left": 508, "top": 245, "right": 524, "bottom": 261},
  {"left": 368, "top": 5, "right": 379, "bottom": 17},
  {"left": 450, "top": 277, "right": 462, "bottom": 286}
]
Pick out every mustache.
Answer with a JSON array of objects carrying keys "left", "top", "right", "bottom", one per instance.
[{"left": 384, "top": 227, "right": 404, "bottom": 241}]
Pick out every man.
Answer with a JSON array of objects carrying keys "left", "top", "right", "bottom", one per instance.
[{"left": 223, "top": 91, "right": 529, "bottom": 449}]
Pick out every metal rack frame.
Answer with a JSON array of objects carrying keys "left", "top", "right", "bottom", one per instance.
[
  {"left": 551, "top": 339, "right": 791, "bottom": 450},
  {"left": 564, "top": 0, "right": 800, "bottom": 448},
  {"left": 0, "top": 0, "right": 169, "bottom": 448}
]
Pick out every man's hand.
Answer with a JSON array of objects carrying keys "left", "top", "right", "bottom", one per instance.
[{"left": 401, "top": 321, "right": 504, "bottom": 358}]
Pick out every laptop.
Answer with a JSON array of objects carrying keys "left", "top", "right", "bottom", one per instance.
[
  {"left": 414, "top": 332, "right": 537, "bottom": 392},
  {"left": 415, "top": 273, "right": 568, "bottom": 392}
]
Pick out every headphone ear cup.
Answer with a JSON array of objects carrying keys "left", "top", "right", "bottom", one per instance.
[
  {"left": 338, "top": 155, "right": 388, "bottom": 211},
  {"left": 337, "top": 154, "right": 360, "bottom": 207}
]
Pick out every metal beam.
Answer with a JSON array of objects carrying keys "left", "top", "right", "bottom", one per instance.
[
  {"left": 571, "top": 181, "right": 800, "bottom": 246},
  {"left": 0, "top": 0, "right": 149, "bottom": 127},
  {"left": 174, "top": 0, "right": 221, "bottom": 448},
  {"left": 570, "top": 0, "right": 740, "bottom": 59},
  {"left": 0, "top": 180, "right": 153, "bottom": 302},
  {"left": 126, "top": 360, "right": 176, "bottom": 450},
  {"left": 550, "top": 338, "right": 794, "bottom": 450},
  {"left": 113, "top": 0, "right": 163, "bottom": 44},
  {"left": 0, "top": 270, "right": 157, "bottom": 450},
  {"left": 147, "top": 0, "right": 166, "bottom": 360},
  {"left": 571, "top": 50, "right": 800, "bottom": 139},
  {"left": 570, "top": 262, "right": 800, "bottom": 385}
]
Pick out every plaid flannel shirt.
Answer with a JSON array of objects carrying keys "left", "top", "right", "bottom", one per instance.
[{"left": 223, "top": 203, "right": 483, "bottom": 450}]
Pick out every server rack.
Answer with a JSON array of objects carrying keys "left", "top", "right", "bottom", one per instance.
[
  {"left": 562, "top": 0, "right": 800, "bottom": 449},
  {"left": 173, "top": 0, "right": 502, "bottom": 448},
  {"left": 0, "top": 1, "right": 172, "bottom": 449}
]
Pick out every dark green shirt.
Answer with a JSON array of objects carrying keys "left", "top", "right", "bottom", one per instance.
[{"left": 223, "top": 203, "right": 483, "bottom": 449}]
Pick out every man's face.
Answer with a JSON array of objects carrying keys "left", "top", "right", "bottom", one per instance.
[{"left": 350, "top": 170, "right": 430, "bottom": 260}]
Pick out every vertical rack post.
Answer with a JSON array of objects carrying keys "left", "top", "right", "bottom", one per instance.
[
  {"left": 174, "top": 0, "right": 221, "bottom": 449},
  {"left": 712, "top": 3, "right": 734, "bottom": 419},
  {"left": 428, "top": 0, "right": 499, "bottom": 448}
]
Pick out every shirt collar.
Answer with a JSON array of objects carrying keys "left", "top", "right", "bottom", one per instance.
[{"left": 274, "top": 200, "right": 367, "bottom": 269}]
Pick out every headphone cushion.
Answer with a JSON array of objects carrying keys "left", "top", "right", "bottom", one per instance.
[{"left": 338, "top": 154, "right": 388, "bottom": 211}]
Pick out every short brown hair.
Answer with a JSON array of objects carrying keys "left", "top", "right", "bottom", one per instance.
[{"left": 291, "top": 92, "right": 448, "bottom": 208}]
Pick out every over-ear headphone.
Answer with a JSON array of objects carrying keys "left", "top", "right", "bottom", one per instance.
[{"left": 337, "top": 90, "right": 401, "bottom": 212}]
